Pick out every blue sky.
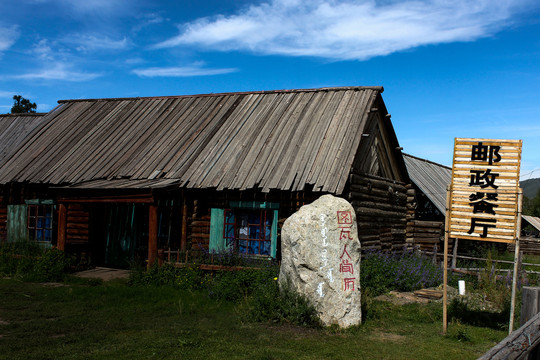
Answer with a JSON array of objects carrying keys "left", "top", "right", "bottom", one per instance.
[{"left": 1, "top": 0, "right": 540, "bottom": 179}]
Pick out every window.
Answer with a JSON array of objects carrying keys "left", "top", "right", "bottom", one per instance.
[
  {"left": 209, "top": 201, "right": 278, "bottom": 258},
  {"left": 223, "top": 209, "right": 273, "bottom": 256},
  {"left": 26, "top": 200, "right": 54, "bottom": 245}
]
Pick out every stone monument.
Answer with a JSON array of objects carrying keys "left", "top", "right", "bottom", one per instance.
[{"left": 279, "top": 194, "right": 361, "bottom": 328}]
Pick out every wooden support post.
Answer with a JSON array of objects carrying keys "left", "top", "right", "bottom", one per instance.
[
  {"left": 180, "top": 196, "right": 188, "bottom": 253},
  {"left": 443, "top": 185, "right": 451, "bottom": 335},
  {"left": 509, "top": 191, "right": 523, "bottom": 334},
  {"left": 451, "top": 238, "right": 459, "bottom": 269},
  {"left": 520, "top": 287, "right": 540, "bottom": 327},
  {"left": 57, "top": 203, "right": 67, "bottom": 251},
  {"left": 148, "top": 204, "right": 158, "bottom": 268}
]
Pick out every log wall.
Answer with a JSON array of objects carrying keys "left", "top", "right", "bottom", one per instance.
[
  {"left": 0, "top": 196, "right": 6, "bottom": 244},
  {"left": 184, "top": 190, "right": 319, "bottom": 259},
  {"left": 406, "top": 185, "right": 453, "bottom": 254},
  {"left": 508, "top": 237, "right": 540, "bottom": 256},
  {"left": 348, "top": 172, "right": 408, "bottom": 251},
  {"left": 65, "top": 203, "right": 90, "bottom": 246}
]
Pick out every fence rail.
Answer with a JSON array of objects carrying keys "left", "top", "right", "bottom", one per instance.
[{"left": 479, "top": 310, "right": 540, "bottom": 359}]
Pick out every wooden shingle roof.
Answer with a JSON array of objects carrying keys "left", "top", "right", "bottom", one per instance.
[
  {"left": 0, "top": 113, "right": 45, "bottom": 163},
  {"left": 0, "top": 87, "right": 386, "bottom": 194},
  {"left": 403, "top": 153, "right": 451, "bottom": 213}
]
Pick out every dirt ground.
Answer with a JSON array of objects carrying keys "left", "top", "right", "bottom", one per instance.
[{"left": 73, "top": 267, "right": 130, "bottom": 281}]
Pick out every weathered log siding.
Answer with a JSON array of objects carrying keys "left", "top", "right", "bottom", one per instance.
[
  {"left": 348, "top": 172, "right": 407, "bottom": 251},
  {"left": 65, "top": 203, "right": 90, "bottom": 246},
  {"left": 405, "top": 184, "right": 448, "bottom": 253},
  {"left": 184, "top": 190, "right": 320, "bottom": 258},
  {"left": 0, "top": 196, "right": 6, "bottom": 244}
]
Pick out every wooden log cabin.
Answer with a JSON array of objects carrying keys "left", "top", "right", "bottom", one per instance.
[
  {"left": 0, "top": 113, "right": 46, "bottom": 244},
  {"left": 0, "top": 87, "right": 410, "bottom": 268},
  {"left": 402, "top": 153, "right": 451, "bottom": 253}
]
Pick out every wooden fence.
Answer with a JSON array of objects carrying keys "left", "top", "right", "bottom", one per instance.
[{"left": 479, "top": 310, "right": 540, "bottom": 359}]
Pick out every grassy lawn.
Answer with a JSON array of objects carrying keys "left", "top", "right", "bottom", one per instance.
[{"left": 0, "top": 278, "right": 506, "bottom": 360}]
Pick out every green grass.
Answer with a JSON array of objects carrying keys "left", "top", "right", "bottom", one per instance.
[{"left": 0, "top": 278, "right": 507, "bottom": 360}]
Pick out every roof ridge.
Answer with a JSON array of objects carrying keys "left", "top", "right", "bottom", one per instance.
[
  {"left": 57, "top": 86, "right": 384, "bottom": 104},
  {"left": 0, "top": 113, "right": 47, "bottom": 116},
  {"left": 402, "top": 152, "right": 452, "bottom": 170}
]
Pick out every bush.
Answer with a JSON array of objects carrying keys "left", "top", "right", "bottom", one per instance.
[
  {"left": 129, "top": 253, "right": 319, "bottom": 328},
  {"left": 0, "top": 242, "right": 69, "bottom": 282},
  {"left": 246, "top": 277, "right": 321, "bottom": 328},
  {"left": 209, "top": 267, "right": 277, "bottom": 301},
  {"left": 33, "top": 248, "right": 68, "bottom": 282},
  {"left": 361, "top": 248, "right": 444, "bottom": 296},
  {"left": 129, "top": 262, "right": 208, "bottom": 290}
]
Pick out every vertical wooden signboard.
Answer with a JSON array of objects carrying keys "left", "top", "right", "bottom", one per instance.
[{"left": 443, "top": 138, "right": 522, "bottom": 334}]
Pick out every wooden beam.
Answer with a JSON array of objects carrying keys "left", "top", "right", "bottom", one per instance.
[
  {"left": 57, "top": 203, "right": 67, "bottom": 251},
  {"left": 180, "top": 196, "right": 188, "bottom": 252},
  {"left": 58, "top": 194, "right": 154, "bottom": 203},
  {"left": 148, "top": 204, "right": 158, "bottom": 268},
  {"left": 479, "top": 311, "right": 540, "bottom": 359}
]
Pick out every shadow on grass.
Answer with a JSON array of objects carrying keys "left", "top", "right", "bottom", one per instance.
[{"left": 449, "top": 298, "right": 509, "bottom": 329}]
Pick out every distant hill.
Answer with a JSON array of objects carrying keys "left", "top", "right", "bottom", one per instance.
[{"left": 521, "top": 178, "right": 540, "bottom": 199}]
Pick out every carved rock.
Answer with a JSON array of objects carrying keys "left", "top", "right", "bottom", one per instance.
[{"left": 279, "top": 194, "right": 361, "bottom": 327}]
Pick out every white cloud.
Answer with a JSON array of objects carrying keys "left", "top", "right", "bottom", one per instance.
[
  {"left": 155, "top": 0, "right": 535, "bottom": 60},
  {"left": 32, "top": 39, "right": 56, "bottom": 60},
  {"left": 14, "top": 62, "right": 102, "bottom": 82},
  {"left": 64, "top": 34, "right": 129, "bottom": 52},
  {"left": 132, "top": 64, "right": 237, "bottom": 77},
  {"left": 32, "top": 0, "right": 128, "bottom": 14},
  {"left": 0, "top": 25, "right": 20, "bottom": 52},
  {"left": 0, "top": 91, "right": 17, "bottom": 98},
  {"left": 132, "top": 13, "right": 165, "bottom": 33}
]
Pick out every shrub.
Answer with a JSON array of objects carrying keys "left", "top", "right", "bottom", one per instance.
[
  {"left": 0, "top": 242, "right": 69, "bottom": 282},
  {"left": 246, "top": 277, "right": 321, "bottom": 328},
  {"left": 361, "top": 248, "right": 444, "bottom": 296},
  {"left": 33, "top": 248, "right": 68, "bottom": 282},
  {"left": 129, "top": 262, "right": 208, "bottom": 290},
  {"left": 209, "top": 267, "right": 277, "bottom": 302}
]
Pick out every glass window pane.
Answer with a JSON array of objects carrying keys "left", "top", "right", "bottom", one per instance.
[
  {"left": 249, "top": 226, "right": 260, "bottom": 240},
  {"left": 261, "top": 241, "right": 270, "bottom": 256},
  {"left": 238, "top": 239, "right": 247, "bottom": 253},
  {"left": 225, "top": 210, "right": 235, "bottom": 223},
  {"left": 225, "top": 224, "right": 235, "bottom": 238},
  {"left": 45, "top": 216, "right": 52, "bottom": 229},
  {"left": 248, "top": 240, "right": 259, "bottom": 255},
  {"left": 248, "top": 212, "right": 260, "bottom": 225}
]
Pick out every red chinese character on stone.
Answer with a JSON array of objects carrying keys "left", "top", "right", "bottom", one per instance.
[
  {"left": 340, "top": 244, "right": 351, "bottom": 260},
  {"left": 339, "top": 228, "right": 353, "bottom": 241},
  {"left": 343, "top": 277, "right": 356, "bottom": 291},
  {"left": 340, "top": 259, "right": 354, "bottom": 274},
  {"left": 337, "top": 211, "right": 352, "bottom": 226}
]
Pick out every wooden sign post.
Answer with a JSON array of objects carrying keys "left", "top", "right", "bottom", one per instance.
[{"left": 443, "top": 138, "right": 522, "bottom": 335}]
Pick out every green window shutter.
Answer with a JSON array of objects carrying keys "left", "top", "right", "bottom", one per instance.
[
  {"left": 209, "top": 208, "right": 225, "bottom": 253},
  {"left": 7, "top": 205, "right": 28, "bottom": 242},
  {"left": 271, "top": 209, "right": 278, "bottom": 258}
]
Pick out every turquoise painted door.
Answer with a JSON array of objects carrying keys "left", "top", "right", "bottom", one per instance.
[{"left": 7, "top": 205, "right": 27, "bottom": 242}]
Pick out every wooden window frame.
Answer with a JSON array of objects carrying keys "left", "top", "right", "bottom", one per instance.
[
  {"left": 26, "top": 200, "right": 54, "bottom": 245},
  {"left": 210, "top": 202, "right": 279, "bottom": 258},
  {"left": 223, "top": 208, "right": 273, "bottom": 256}
]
